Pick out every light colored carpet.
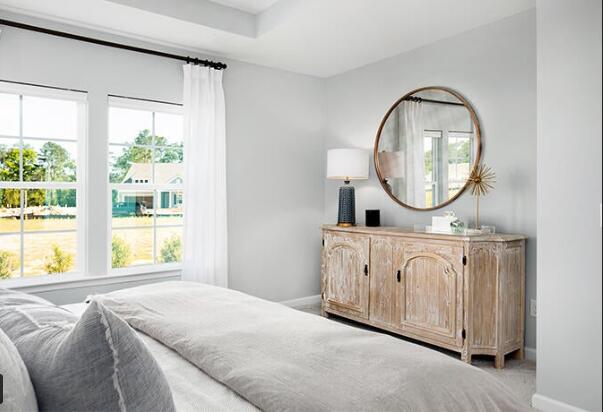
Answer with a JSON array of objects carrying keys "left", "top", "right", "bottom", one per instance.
[{"left": 295, "top": 304, "right": 536, "bottom": 408}]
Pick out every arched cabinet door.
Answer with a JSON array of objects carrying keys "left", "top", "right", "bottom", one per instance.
[
  {"left": 322, "top": 233, "right": 370, "bottom": 319},
  {"left": 393, "top": 241, "right": 465, "bottom": 348}
]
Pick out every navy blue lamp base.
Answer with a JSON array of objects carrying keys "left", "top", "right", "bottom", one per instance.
[{"left": 337, "top": 185, "right": 356, "bottom": 227}]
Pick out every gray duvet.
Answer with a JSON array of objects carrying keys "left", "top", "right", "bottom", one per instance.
[{"left": 96, "top": 281, "right": 529, "bottom": 412}]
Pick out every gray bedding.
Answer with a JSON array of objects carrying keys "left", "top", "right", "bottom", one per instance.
[
  {"left": 62, "top": 303, "right": 257, "bottom": 412},
  {"left": 95, "top": 281, "right": 529, "bottom": 412}
]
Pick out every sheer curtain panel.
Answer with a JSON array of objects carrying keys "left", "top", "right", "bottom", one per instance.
[
  {"left": 182, "top": 64, "right": 228, "bottom": 287},
  {"left": 400, "top": 101, "right": 425, "bottom": 205}
]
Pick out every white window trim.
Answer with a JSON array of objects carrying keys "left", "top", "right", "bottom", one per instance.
[
  {"left": 424, "top": 130, "right": 442, "bottom": 207},
  {"left": 0, "top": 81, "right": 87, "bottom": 102},
  {"left": 106, "top": 96, "right": 183, "bottom": 275},
  {"left": 447, "top": 130, "right": 475, "bottom": 188},
  {"left": 2, "top": 267, "right": 181, "bottom": 292},
  {"left": 108, "top": 95, "right": 182, "bottom": 115},
  {"left": 0, "top": 81, "right": 88, "bottom": 281}
]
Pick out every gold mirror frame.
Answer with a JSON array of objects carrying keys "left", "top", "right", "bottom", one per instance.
[{"left": 374, "top": 86, "right": 482, "bottom": 212}]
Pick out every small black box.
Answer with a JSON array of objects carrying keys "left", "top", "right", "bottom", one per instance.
[{"left": 365, "top": 210, "right": 381, "bottom": 227}]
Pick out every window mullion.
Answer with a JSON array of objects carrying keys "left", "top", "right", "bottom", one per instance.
[
  {"left": 18, "top": 95, "right": 24, "bottom": 278},
  {"left": 152, "top": 112, "right": 157, "bottom": 265},
  {"left": 19, "top": 190, "right": 24, "bottom": 278}
]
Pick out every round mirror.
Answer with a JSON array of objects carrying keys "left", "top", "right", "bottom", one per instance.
[{"left": 374, "top": 87, "right": 481, "bottom": 211}]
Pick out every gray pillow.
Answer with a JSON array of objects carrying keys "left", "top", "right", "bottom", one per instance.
[
  {"left": 0, "top": 328, "right": 39, "bottom": 412},
  {"left": 0, "top": 289, "right": 175, "bottom": 412}
]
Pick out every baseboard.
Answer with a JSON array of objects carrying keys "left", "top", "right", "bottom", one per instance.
[
  {"left": 532, "top": 394, "right": 588, "bottom": 412},
  {"left": 280, "top": 294, "right": 321, "bottom": 308},
  {"left": 525, "top": 346, "right": 537, "bottom": 362}
]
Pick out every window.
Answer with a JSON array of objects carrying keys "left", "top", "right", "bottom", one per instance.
[
  {"left": 447, "top": 131, "right": 474, "bottom": 197},
  {"left": 108, "top": 97, "right": 183, "bottom": 271},
  {"left": 424, "top": 130, "right": 442, "bottom": 208},
  {"left": 0, "top": 82, "right": 86, "bottom": 280}
]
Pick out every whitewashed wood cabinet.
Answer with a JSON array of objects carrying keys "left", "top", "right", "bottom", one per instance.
[{"left": 321, "top": 225, "right": 526, "bottom": 368}]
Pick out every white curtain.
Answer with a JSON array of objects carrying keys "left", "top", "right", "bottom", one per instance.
[
  {"left": 182, "top": 64, "right": 228, "bottom": 287},
  {"left": 400, "top": 101, "right": 425, "bottom": 205}
]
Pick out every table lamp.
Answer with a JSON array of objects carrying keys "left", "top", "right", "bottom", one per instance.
[{"left": 327, "top": 148, "right": 369, "bottom": 227}]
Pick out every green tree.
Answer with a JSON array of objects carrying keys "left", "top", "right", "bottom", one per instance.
[
  {"left": 448, "top": 140, "right": 471, "bottom": 164},
  {"left": 110, "top": 130, "right": 183, "bottom": 183},
  {"left": 112, "top": 235, "right": 132, "bottom": 268},
  {"left": 44, "top": 244, "right": 74, "bottom": 274},
  {"left": 0, "top": 250, "right": 18, "bottom": 279},
  {"left": 0, "top": 188, "right": 19, "bottom": 209},
  {"left": 160, "top": 235, "right": 182, "bottom": 263},
  {"left": 22, "top": 144, "right": 44, "bottom": 183},
  {"left": 38, "top": 142, "right": 76, "bottom": 206},
  {"left": 56, "top": 189, "right": 77, "bottom": 208},
  {"left": 0, "top": 144, "right": 44, "bottom": 207},
  {"left": 424, "top": 148, "right": 433, "bottom": 175},
  {"left": 0, "top": 143, "right": 20, "bottom": 183},
  {"left": 156, "top": 143, "right": 183, "bottom": 164},
  {"left": 39, "top": 142, "right": 76, "bottom": 182},
  {"left": 1, "top": 142, "right": 76, "bottom": 207}
]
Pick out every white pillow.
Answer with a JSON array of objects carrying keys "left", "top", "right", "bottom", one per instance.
[{"left": 0, "top": 327, "right": 38, "bottom": 412}]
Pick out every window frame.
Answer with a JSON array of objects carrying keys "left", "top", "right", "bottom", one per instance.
[
  {"left": 423, "top": 130, "right": 442, "bottom": 208},
  {"left": 446, "top": 130, "right": 475, "bottom": 195},
  {"left": 0, "top": 81, "right": 88, "bottom": 280},
  {"left": 106, "top": 96, "right": 183, "bottom": 275}
]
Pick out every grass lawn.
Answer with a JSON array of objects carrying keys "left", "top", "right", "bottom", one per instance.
[{"left": 0, "top": 216, "right": 182, "bottom": 278}]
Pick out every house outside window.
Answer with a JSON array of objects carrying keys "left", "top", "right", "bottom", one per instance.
[
  {"left": 0, "top": 82, "right": 87, "bottom": 280},
  {"left": 108, "top": 96, "right": 183, "bottom": 272}
]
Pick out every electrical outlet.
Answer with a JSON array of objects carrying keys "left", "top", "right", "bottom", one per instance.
[{"left": 530, "top": 299, "right": 537, "bottom": 318}]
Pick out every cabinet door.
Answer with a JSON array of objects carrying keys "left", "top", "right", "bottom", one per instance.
[
  {"left": 369, "top": 237, "right": 395, "bottom": 325},
  {"left": 322, "top": 232, "right": 370, "bottom": 319},
  {"left": 393, "top": 240, "right": 464, "bottom": 348}
]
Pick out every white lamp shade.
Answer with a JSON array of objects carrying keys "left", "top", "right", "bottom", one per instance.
[{"left": 327, "top": 149, "right": 369, "bottom": 180}]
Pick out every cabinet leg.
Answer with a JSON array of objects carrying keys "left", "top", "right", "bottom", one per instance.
[
  {"left": 461, "top": 352, "right": 472, "bottom": 364},
  {"left": 495, "top": 354, "right": 505, "bottom": 369},
  {"left": 512, "top": 348, "right": 525, "bottom": 361}
]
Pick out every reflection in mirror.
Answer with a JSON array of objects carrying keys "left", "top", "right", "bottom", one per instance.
[{"left": 376, "top": 88, "right": 480, "bottom": 210}]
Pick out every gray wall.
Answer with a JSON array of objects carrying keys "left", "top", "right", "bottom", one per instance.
[
  {"left": 0, "top": 11, "right": 325, "bottom": 304},
  {"left": 536, "top": 0, "right": 602, "bottom": 410},
  {"left": 225, "top": 62, "right": 325, "bottom": 302},
  {"left": 324, "top": 11, "right": 538, "bottom": 349}
]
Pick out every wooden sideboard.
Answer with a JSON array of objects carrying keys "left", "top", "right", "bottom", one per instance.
[{"left": 320, "top": 225, "right": 526, "bottom": 368}]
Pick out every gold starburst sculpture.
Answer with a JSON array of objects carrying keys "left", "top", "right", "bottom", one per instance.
[{"left": 468, "top": 164, "right": 496, "bottom": 229}]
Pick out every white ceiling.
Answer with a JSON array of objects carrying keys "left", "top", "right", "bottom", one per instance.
[
  {"left": 209, "top": 0, "right": 281, "bottom": 14},
  {"left": 0, "top": 0, "right": 535, "bottom": 77}
]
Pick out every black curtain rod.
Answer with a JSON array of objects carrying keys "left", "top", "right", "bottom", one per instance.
[
  {"left": 0, "top": 18, "right": 228, "bottom": 71},
  {"left": 404, "top": 96, "right": 465, "bottom": 107}
]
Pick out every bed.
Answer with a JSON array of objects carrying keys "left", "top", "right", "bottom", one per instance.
[
  {"left": 2, "top": 282, "right": 529, "bottom": 411},
  {"left": 69, "top": 281, "right": 528, "bottom": 412}
]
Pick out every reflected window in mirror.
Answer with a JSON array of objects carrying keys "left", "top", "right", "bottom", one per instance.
[
  {"left": 447, "top": 131, "right": 475, "bottom": 198},
  {"left": 423, "top": 130, "right": 442, "bottom": 208}
]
